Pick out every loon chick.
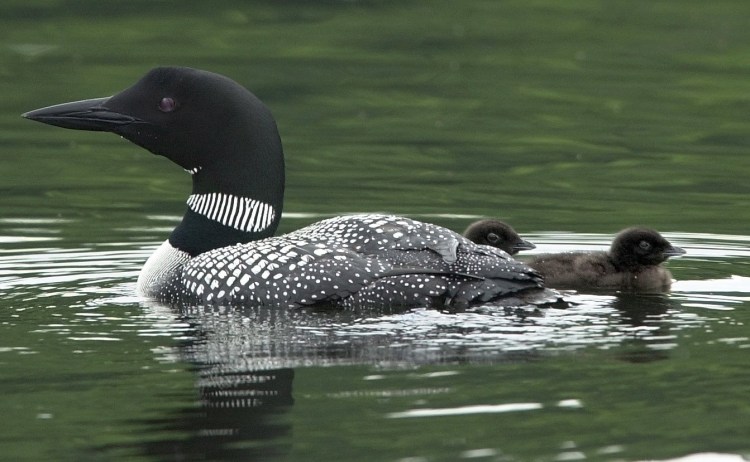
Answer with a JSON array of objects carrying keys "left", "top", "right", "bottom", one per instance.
[
  {"left": 528, "top": 227, "right": 685, "bottom": 292},
  {"left": 463, "top": 219, "right": 535, "bottom": 255},
  {"left": 23, "top": 66, "right": 544, "bottom": 308}
]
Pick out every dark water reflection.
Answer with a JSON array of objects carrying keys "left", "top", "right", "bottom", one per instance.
[
  {"left": 127, "top": 289, "right": 733, "bottom": 460},
  {"left": 134, "top": 366, "right": 295, "bottom": 461},
  {"left": 116, "top": 294, "right": 674, "bottom": 460},
  {"left": 135, "top": 290, "right": 693, "bottom": 371}
]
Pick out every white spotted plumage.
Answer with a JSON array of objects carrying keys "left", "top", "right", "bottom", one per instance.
[{"left": 143, "top": 214, "right": 542, "bottom": 308}]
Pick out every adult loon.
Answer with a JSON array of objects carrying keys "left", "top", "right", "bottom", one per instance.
[
  {"left": 462, "top": 219, "right": 535, "bottom": 256},
  {"left": 24, "top": 67, "right": 544, "bottom": 308},
  {"left": 524, "top": 227, "right": 685, "bottom": 292}
]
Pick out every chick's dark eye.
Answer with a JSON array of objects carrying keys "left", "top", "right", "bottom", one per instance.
[
  {"left": 487, "top": 232, "right": 500, "bottom": 244},
  {"left": 158, "top": 97, "right": 177, "bottom": 113},
  {"left": 638, "top": 240, "right": 652, "bottom": 251}
]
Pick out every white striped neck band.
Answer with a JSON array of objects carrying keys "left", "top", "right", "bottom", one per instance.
[{"left": 186, "top": 193, "right": 276, "bottom": 233}]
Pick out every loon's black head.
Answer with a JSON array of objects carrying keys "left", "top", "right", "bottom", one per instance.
[
  {"left": 24, "top": 67, "right": 283, "bottom": 183},
  {"left": 24, "top": 67, "right": 286, "bottom": 255},
  {"left": 463, "top": 219, "right": 536, "bottom": 255},
  {"left": 609, "top": 227, "right": 685, "bottom": 270}
]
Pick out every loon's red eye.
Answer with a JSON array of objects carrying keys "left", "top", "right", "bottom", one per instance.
[{"left": 158, "top": 97, "right": 177, "bottom": 112}]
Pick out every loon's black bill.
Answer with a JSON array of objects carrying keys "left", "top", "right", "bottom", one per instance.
[
  {"left": 513, "top": 239, "right": 537, "bottom": 252},
  {"left": 664, "top": 246, "right": 687, "bottom": 258},
  {"left": 23, "top": 97, "right": 144, "bottom": 131}
]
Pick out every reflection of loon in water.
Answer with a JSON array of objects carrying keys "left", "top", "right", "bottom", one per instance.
[
  {"left": 612, "top": 293, "right": 675, "bottom": 364},
  {"left": 117, "top": 303, "right": 522, "bottom": 460},
  {"left": 117, "top": 295, "right": 678, "bottom": 460},
  {"left": 136, "top": 366, "right": 295, "bottom": 461},
  {"left": 127, "top": 304, "right": 435, "bottom": 461},
  {"left": 127, "top": 305, "right": 303, "bottom": 460}
]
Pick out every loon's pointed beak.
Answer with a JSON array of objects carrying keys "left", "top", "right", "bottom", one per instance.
[
  {"left": 513, "top": 239, "right": 536, "bottom": 253},
  {"left": 23, "top": 97, "right": 145, "bottom": 132},
  {"left": 663, "top": 245, "right": 686, "bottom": 258}
]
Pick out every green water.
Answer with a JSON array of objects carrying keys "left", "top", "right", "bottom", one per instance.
[{"left": 2, "top": 1, "right": 750, "bottom": 461}]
